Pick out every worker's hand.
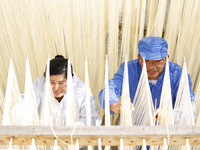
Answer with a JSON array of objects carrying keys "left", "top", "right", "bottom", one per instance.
[
  {"left": 153, "top": 108, "right": 172, "bottom": 125},
  {"left": 110, "top": 102, "right": 121, "bottom": 114},
  {"left": 153, "top": 108, "right": 160, "bottom": 121}
]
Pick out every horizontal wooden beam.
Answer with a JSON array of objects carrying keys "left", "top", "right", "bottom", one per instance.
[{"left": 0, "top": 125, "right": 200, "bottom": 146}]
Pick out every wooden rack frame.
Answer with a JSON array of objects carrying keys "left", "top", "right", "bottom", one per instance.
[{"left": 0, "top": 126, "right": 200, "bottom": 146}]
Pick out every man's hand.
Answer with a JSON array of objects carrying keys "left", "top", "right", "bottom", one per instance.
[
  {"left": 110, "top": 102, "right": 121, "bottom": 114},
  {"left": 153, "top": 108, "right": 173, "bottom": 125},
  {"left": 153, "top": 108, "right": 160, "bottom": 121}
]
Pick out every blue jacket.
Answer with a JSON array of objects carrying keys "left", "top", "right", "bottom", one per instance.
[{"left": 99, "top": 59, "right": 196, "bottom": 114}]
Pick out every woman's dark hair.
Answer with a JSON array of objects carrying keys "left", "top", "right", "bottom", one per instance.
[{"left": 44, "top": 55, "right": 74, "bottom": 78}]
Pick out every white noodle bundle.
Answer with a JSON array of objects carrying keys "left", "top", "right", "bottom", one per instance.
[
  {"left": 65, "top": 56, "right": 79, "bottom": 126},
  {"left": 132, "top": 58, "right": 154, "bottom": 126},
  {"left": 40, "top": 56, "right": 60, "bottom": 126},
  {"left": 2, "top": 57, "right": 21, "bottom": 125},
  {"left": 157, "top": 57, "right": 174, "bottom": 125},
  {"left": 120, "top": 56, "right": 132, "bottom": 126}
]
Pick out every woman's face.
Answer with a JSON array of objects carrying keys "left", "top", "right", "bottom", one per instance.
[{"left": 50, "top": 74, "right": 67, "bottom": 102}]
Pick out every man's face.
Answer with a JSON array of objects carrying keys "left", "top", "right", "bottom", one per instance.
[
  {"left": 138, "top": 54, "right": 167, "bottom": 80},
  {"left": 50, "top": 74, "right": 67, "bottom": 101}
]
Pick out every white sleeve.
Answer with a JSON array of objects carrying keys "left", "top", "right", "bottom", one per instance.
[
  {"left": 72, "top": 73, "right": 102, "bottom": 126},
  {"left": 32, "top": 76, "right": 45, "bottom": 108},
  {"left": 78, "top": 87, "right": 101, "bottom": 126},
  {"left": 89, "top": 93, "right": 102, "bottom": 126}
]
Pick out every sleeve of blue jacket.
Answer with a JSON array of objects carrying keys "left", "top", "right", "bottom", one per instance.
[
  {"left": 99, "top": 62, "right": 126, "bottom": 114},
  {"left": 186, "top": 74, "right": 196, "bottom": 116}
]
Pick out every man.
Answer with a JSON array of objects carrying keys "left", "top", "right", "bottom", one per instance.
[{"left": 99, "top": 36, "right": 196, "bottom": 117}]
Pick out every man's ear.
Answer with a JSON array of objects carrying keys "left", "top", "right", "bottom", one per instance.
[
  {"left": 167, "top": 54, "right": 169, "bottom": 58},
  {"left": 137, "top": 54, "right": 140, "bottom": 59}
]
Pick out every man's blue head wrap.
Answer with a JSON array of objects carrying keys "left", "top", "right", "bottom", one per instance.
[{"left": 138, "top": 36, "right": 168, "bottom": 60}]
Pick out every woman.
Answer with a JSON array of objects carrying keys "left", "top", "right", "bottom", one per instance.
[
  {"left": 33, "top": 55, "right": 101, "bottom": 126},
  {"left": 13, "top": 55, "right": 101, "bottom": 126}
]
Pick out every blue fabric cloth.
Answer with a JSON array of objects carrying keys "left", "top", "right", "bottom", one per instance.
[
  {"left": 138, "top": 36, "right": 168, "bottom": 60},
  {"left": 99, "top": 59, "right": 196, "bottom": 115}
]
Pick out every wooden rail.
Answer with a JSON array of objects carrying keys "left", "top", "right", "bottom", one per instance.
[{"left": 0, "top": 126, "right": 200, "bottom": 146}]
